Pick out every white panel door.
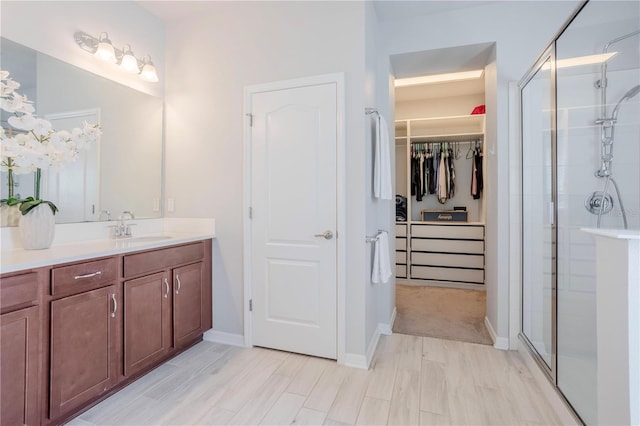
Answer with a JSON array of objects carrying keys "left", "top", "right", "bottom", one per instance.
[
  {"left": 250, "top": 82, "right": 337, "bottom": 359},
  {"left": 44, "top": 109, "right": 100, "bottom": 223}
]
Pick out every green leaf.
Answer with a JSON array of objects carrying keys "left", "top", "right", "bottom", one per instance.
[
  {"left": 45, "top": 201, "right": 58, "bottom": 215},
  {"left": 1, "top": 196, "right": 22, "bottom": 206},
  {"left": 19, "top": 199, "right": 43, "bottom": 215}
]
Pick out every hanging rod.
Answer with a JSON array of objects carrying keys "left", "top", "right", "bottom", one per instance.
[
  {"left": 365, "top": 229, "right": 387, "bottom": 243},
  {"left": 410, "top": 140, "right": 480, "bottom": 145},
  {"left": 365, "top": 107, "right": 379, "bottom": 116}
]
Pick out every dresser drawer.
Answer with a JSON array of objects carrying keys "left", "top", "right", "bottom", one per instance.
[
  {"left": 412, "top": 252, "right": 484, "bottom": 269},
  {"left": 396, "top": 265, "right": 407, "bottom": 278},
  {"left": 396, "top": 251, "right": 407, "bottom": 264},
  {"left": 411, "top": 238, "right": 484, "bottom": 254},
  {"left": 411, "top": 265, "right": 484, "bottom": 284},
  {"left": 0, "top": 272, "right": 39, "bottom": 312},
  {"left": 52, "top": 258, "right": 118, "bottom": 297},
  {"left": 124, "top": 242, "right": 204, "bottom": 278},
  {"left": 396, "top": 237, "right": 407, "bottom": 251},
  {"left": 395, "top": 224, "right": 407, "bottom": 237},
  {"left": 411, "top": 224, "right": 484, "bottom": 240}
]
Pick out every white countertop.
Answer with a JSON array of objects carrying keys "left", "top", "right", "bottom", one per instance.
[
  {"left": 581, "top": 228, "right": 640, "bottom": 240},
  {"left": 0, "top": 217, "right": 216, "bottom": 274},
  {"left": 0, "top": 232, "right": 214, "bottom": 275}
]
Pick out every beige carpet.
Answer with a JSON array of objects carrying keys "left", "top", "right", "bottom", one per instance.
[{"left": 393, "top": 284, "right": 493, "bottom": 345}]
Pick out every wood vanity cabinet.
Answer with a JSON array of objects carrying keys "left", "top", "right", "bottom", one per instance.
[
  {"left": 0, "top": 272, "right": 42, "bottom": 426},
  {"left": 48, "top": 258, "right": 119, "bottom": 421},
  {"left": 123, "top": 272, "right": 172, "bottom": 377},
  {"left": 0, "top": 239, "right": 212, "bottom": 426},
  {"left": 122, "top": 242, "right": 210, "bottom": 378}
]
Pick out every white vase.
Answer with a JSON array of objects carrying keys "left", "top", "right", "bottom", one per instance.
[
  {"left": 1, "top": 204, "right": 21, "bottom": 227},
  {"left": 19, "top": 203, "right": 56, "bottom": 250}
]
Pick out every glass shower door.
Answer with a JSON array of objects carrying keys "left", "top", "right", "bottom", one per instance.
[{"left": 521, "top": 53, "right": 555, "bottom": 372}]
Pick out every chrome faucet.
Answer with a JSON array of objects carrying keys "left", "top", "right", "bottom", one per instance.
[{"left": 110, "top": 211, "right": 136, "bottom": 238}]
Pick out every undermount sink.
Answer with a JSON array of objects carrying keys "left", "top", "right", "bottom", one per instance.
[{"left": 125, "top": 236, "right": 173, "bottom": 243}]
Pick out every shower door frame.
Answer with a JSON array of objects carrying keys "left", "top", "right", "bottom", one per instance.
[{"left": 519, "top": 43, "right": 558, "bottom": 384}]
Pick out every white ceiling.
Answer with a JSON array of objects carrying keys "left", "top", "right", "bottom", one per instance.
[
  {"left": 372, "top": 1, "right": 499, "bottom": 22},
  {"left": 139, "top": 1, "right": 500, "bottom": 25}
]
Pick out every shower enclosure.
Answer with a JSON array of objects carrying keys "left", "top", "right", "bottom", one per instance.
[{"left": 520, "top": 1, "right": 640, "bottom": 424}]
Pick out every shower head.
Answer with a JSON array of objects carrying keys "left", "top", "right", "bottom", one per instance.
[{"left": 612, "top": 84, "right": 640, "bottom": 121}]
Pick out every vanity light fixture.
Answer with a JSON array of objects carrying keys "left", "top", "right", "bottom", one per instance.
[
  {"left": 74, "top": 31, "right": 158, "bottom": 82},
  {"left": 119, "top": 44, "right": 140, "bottom": 73},
  {"left": 94, "top": 32, "right": 116, "bottom": 64},
  {"left": 140, "top": 56, "right": 159, "bottom": 83}
]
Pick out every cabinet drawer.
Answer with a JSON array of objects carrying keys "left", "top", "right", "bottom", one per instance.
[
  {"left": 411, "top": 224, "right": 484, "bottom": 240},
  {"left": 124, "top": 242, "right": 204, "bottom": 278},
  {"left": 396, "top": 265, "right": 407, "bottom": 278},
  {"left": 52, "top": 258, "right": 117, "bottom": 297},
  {"left": 411, "top": 238, "right": 484, "bottom": 254},
  {"left": 396, "top": 251, "right": 407, "bottom": 264},
  {"left": 395, "top": 224, "right": 407, "bottom": 237},
  {"left": 412, "top": 252, "right": 484, "bottom": 269},
  {"left": 396, "top": 237, "right": 407, "bottom": 251},
  {"left": 0, "top": 272, "right": 39, "bottom": 312},
  {"left": 411, "top": 265, "right": 484, "bottom": 284}
]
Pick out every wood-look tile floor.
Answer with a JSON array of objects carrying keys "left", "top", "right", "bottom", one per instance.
[{"left": 69, "top": 334, "right": 561, "bottom": 426}]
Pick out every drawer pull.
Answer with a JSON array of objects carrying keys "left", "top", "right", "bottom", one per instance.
[
  {"left": 111, "top": 294, "right": 117, "bottom": 318},
  {"left": 74, "top": 271, "right": 102, "bottom": 280},
  {"left": 163, "top": 278, "right": 169, "bottom": 299},
  {"left": 176, "top": 275, "right": 181, "bottom": 295}
]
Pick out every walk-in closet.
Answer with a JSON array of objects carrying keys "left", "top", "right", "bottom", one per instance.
[{"left": 393, "top": 70, "right": 491, "bottom": 345}]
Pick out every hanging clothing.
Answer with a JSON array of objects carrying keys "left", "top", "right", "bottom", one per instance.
[
  {"left": 448, "top": 148, "right": 456, "bottom": 198},
  {"left": 438, "top": 150, "right": 447, "bottom": 204},
  {"left": 473, "top": 147, "right": 483, "bottom": 200},
  {"left": 372, "top": 231, "right": 392, "bottom": 284},
  {"left": 411, "top": 152, "right": 423, "bottom": 201}
]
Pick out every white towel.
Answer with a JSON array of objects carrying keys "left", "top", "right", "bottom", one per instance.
[
  {"left": 374, "top": 114, "right": 393, "bottom": 200},
  {"left": 372, "top": 231, "right": 392, "bottom": 284}
]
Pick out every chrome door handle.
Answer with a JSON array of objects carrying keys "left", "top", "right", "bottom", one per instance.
[
  {"left": 111, "top": 294, "right": 117, "bottom": 318},
  {"left": 74, "top": 271, "right": 102, "bottom": 280},
  {"left": 314, "top": 230, "right": 333, "bottom": 240},
  {"left": 176, "top": 275, "right": 181, "bottom": 295},
  {"left": 163, "top": 278, "right": 169, "bottom": 299}
]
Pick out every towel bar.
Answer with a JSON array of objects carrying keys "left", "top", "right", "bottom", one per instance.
[{"left": 365, "top": 229, "right": 387, "bottom": 243}]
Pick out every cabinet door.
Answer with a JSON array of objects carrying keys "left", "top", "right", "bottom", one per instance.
[
  {"left": 173, "top": 262, "right": 203, "bottom": 349},
  {"left": 50, "top": 286, "right": 117, "bottom": 420},
  {"left": 124, "top": 272, "right": 172, "bottom": 376},
  {"left": 0, "top": 306, "right": 39, "bottom": 426}
]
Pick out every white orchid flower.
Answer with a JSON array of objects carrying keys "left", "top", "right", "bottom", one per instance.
[
  {"left": 8, "top": 114, "right": 37, "bottom": 131},
  {"left": 33, "top": 118, "right": 53, "bottom": 137}
]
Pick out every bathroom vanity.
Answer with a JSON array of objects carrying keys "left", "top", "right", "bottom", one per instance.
[{"left": 0, "top": 236, "right": 213, "bottom": 426}]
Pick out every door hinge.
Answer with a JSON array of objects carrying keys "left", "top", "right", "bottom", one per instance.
[
  {"left": 249, "top": 207, "right": 253, "bottom": 219},
  {"left": 246, "top": 113, "right": 253, "bottom": 127},
  {"left": 249, "top": 299, "right": 253, "bottom": 311}
]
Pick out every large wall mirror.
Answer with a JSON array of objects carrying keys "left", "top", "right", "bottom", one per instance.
[{"left": 1, "top": 37, "right": 163, "bottom": 225}]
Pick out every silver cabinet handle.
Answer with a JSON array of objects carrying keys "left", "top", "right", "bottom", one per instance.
[
  {"left": 314, "top": 230, "right": 333, "bottom": 240},
  {"left": 176, "top": 275, "right": 181, "bottom": 295},
  {"left": 163, "top": 278, "right": 169, "bottom": 299},
  {"left": 74, "top": 271, "right": 102, "bottom": 280},
  {"left": 111, "top": 294, "right": 117, "bottom": 318}
]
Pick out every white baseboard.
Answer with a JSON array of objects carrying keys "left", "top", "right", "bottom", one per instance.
[
  {"left": 484, "top": 316, "right": 509, "bottom": 350},
  {"left": 203, "top": 330, "right": 245, "bottom": 347},
  {"left": 378, "top": 307, "right": 397, "bottom": 335},
  {"left": 343, "top": 353, "right": 369, "bottom": 370},
  {"left": 344, "top": 320, "right": 388, "bottom": 370}
]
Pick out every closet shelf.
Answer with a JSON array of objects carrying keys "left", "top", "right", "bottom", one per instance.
[{"left": 410, "top": 132, "right": 484, "bottom": 142}]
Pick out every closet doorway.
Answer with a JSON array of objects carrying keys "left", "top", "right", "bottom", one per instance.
[{"left": 392, "top": 51, "right": 493, "bottom": 346}]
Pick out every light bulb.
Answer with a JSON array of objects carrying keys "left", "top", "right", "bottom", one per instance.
[
  {"left": 120, "top": 45, "right": 139, "bottom": 73},
  {"left": 140, "top": 58, "right": 159, "bottom": 83},
  {"left": 94, "top": 33, "right": 116, "bottom": 64}
]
